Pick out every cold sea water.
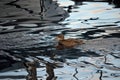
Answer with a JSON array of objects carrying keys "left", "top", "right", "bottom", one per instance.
[{"left": 0, "top": 0, "right": 120, "bottom": 80}]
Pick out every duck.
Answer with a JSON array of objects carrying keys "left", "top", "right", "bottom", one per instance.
[{"left": 55, "top": 34, "right": 85, "bottom": 49}]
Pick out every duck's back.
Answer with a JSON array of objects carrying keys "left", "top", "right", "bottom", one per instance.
[{"left": 59, "top": 39, "right": 84, "bottom": 48}]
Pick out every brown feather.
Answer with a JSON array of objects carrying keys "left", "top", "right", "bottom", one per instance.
[{"left": 56, "top": 34, "right": 84, "bottom": 49}]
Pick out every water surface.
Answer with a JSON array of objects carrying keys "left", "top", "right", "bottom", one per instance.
[{"left": 0, "top": 0, "right": 120, "bottom": 80}]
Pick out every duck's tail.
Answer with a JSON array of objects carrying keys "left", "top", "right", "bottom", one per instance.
[{"left": 76, "top": 39, "right": 85, "bottom": 44}]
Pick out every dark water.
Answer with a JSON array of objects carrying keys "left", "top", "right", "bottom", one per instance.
[{"left": 0, "top": 0, "right": 120, "bottom": 80}]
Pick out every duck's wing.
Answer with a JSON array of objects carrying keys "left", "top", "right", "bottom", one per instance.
[{"left": 59, "top": 40, "right": 77, "bottom": 47}]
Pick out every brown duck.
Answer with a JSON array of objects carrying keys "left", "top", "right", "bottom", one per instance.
[{"left": 56, "top": 34, "right": 84, "bottom": 49}]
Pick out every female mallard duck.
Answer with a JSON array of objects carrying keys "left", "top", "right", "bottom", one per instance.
[{"left": 56, "top": 34, "right": 84, "bottom": 49}]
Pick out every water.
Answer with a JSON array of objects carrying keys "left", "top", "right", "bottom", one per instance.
[{"left": 0, "top": 0, "right": 120, "bottom": 80}]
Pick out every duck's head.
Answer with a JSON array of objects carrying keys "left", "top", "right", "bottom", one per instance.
[{"left": 56, "top": 34, "right": 64, "bottom": 41}]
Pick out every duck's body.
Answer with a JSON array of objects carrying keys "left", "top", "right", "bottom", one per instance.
[{"left": 56, "top": 34, "right": 84, "bottom": 49}]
